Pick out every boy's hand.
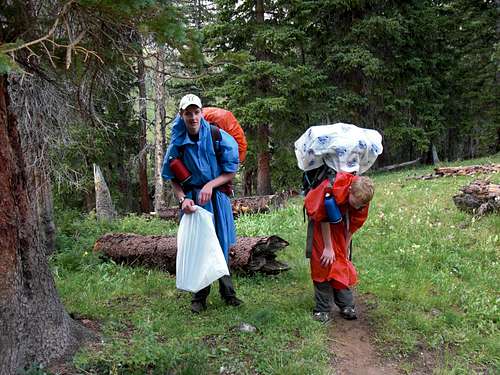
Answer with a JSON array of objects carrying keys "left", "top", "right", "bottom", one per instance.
[
  {"left": 198, "top": 182, "right": 214, "bottom": 206},
  {"left": 320, "top": 247, "right": 335, "bottom": 267}
]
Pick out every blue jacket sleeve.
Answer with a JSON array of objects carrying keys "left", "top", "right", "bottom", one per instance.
[
  {"left": 161, "top": 143, "right": 180, "bottom": 181},
  {"left": 218, "top": 129, "right": 239, "bottom": 173}
]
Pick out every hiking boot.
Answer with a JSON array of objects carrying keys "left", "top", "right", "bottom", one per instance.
[
  {"left": 191, "top": 301, "right": 207, "bottom": 314},
  {"left": 224, "top": 296, "right": 243, "bottom": 307},
  {"left": 340, "top": 306, "right": 357, "bottom": 320},
  {"left": 312, "top": 311, "right": 332, "bottom": 323}
]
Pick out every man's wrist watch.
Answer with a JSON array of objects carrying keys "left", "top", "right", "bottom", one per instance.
[{"left": 178, "top": 196, "right": 186, "bottom": 207}]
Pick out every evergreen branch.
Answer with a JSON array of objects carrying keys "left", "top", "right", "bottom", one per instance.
[{"left": 1, "top": 0, "right": 75, "bottom": 54}]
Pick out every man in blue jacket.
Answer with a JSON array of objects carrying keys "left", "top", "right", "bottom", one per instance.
[{"left": 162, "top": 94, "right": 243, "bottom": 313}]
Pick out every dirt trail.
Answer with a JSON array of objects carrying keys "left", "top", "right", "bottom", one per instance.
[{"left": 328, "top": 299, "right": 402, "bottom": 375}]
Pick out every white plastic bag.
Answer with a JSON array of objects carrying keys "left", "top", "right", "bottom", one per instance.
[
  {"left": 295, "top": 123, "right": 383, "bottom": 174},
  {"left": 176, "top": 206, "right": 229, "bottom": 292}
]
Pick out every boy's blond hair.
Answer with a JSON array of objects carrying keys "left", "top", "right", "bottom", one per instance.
[{"left": 350, "top": 176, "right": 374, "bottom": 204}]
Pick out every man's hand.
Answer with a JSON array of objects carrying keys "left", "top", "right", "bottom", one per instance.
[
  {"left": 198, "top": 182, "right": 214, "bottom": 206},
  {"left": 320, "top": 247, "right": 335, "bottom": 267},
  {"left": 181, "top": 198, "right": 196, "bottom": 214}
]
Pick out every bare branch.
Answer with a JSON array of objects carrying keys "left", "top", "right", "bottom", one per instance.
[{"left": 1, "top": 0, "right": 75, "bottom": 53}]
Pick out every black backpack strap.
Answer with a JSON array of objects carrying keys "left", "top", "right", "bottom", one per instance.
[
  {"left": 210, "top": 124, "right": 222, "bottom": 159},
  {"left": 209, "top": 124, "right": 234, "bottom": 196}
]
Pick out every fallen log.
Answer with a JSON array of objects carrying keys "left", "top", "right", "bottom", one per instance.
[
  {"left": 154, "top": 192, "right": 293, "bottom": 221},
  {"left": 435, "top": 164, "right": 500, "bottom": 176},
  {"left": 231, "top": 193, "right": 289, "bottom": 216},
  {"left": 412, "top": 163, "right": 500, "bottom": 180},
  {"left": 93, "top": 233, "right": 290, "bottom": 274},
  {"left": 379, "top": 158, "right": 421, "bottom": 172},
  {"left": 155, "top": 207, "right": 180, "bottom": 221},
  {"left": 453, "top": 179, "right": 500, "bottom": 216}
]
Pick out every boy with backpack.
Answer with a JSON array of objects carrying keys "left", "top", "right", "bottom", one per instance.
[
  {"left": 161, "top": 94, "right": 243, "bottom": 313},
  {"left": 304, "top": 170, "right": 374, "bottom": 322}
]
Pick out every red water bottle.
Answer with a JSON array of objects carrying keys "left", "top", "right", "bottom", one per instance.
[{"left": 169, "top": 158, "right": 191, "bottom": 185}]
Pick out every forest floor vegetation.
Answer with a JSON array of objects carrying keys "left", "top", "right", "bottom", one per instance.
[{"left": 40, "top": 155, "right": 499, "bottom": 374}]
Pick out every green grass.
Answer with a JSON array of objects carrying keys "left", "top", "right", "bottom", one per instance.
[
  {"left": 52, "top": 155, "right": 499, "bottom": 374},
  {"left": 359, "top": 154, "right": 500, "bottom": 374}
]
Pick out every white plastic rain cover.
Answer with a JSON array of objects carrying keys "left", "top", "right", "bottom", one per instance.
[{"left": 294, "top": 123, "right": 383, "bottom": 174}]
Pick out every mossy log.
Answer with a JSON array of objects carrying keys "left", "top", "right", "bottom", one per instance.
[
  {"left": 93, "top": 233, "right": 290, "bottom": 274},
  {"left": 453, "top": 179, "right": 500, "bottom": 216}
]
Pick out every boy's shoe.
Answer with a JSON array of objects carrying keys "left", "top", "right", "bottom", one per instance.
[
  {"left": 340, "top": 306, "right": 357, "bottom": 320},
  {"left": 191, "top": 301, "right": 207, "bottom": 314},
  {"left": 224, "top": 296, "right": 243, "bottom": 307},
  {"left": 312, "top": 311, "right": 332, "bottom": 323}
]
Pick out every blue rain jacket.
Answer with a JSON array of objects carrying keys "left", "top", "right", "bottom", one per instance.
[{"left": 162, "top": 117, "right": 239, "bottom": 261}]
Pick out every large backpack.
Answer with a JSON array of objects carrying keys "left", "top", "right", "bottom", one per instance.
[
  {"left": 302, "top": 164, "right": 336, "bottom": 195},
  {"left": 202, "top": 107, "right": 247, "bottom": 163}
]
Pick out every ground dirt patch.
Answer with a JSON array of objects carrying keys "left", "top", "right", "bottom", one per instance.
[
  {"left": 328, "top": 298, "right": 401, "bottom": 375},
  {"left": 328, "top": 295, "right": 441, "bottom": 375}
]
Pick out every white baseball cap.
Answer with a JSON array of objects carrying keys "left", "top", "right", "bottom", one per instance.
[{"left": 179, "top": 94, "right": 202, "bottom": 110}]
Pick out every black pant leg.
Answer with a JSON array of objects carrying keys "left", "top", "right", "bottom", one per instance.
[
  {"left": 218, "top": 275, "right": 236, "bottom": 300},
  {"left": 313, "top": 281, "right": 333, "bottom": 313},
  {"left": 333, "top": 287, "right": 354, "bottom": 310},
  {"left": 192, "top": 285, "right": 211, "bottom": 303}
]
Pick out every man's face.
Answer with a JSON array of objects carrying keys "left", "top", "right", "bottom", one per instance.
[{"left": 181, "top": 105, "right": 202, "bottom": 135}]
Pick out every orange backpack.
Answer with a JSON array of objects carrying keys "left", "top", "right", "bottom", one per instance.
[{"left": 202, "top": 107, "right": 247, "bottom": 163}]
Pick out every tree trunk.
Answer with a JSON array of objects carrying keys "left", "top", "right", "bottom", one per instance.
[
  {"left": 256, "top": 123, "right": 272, "bottom": 195},
  {"left": 243, "top": 166, "right": 255, "bottom": 196},
  {"left": 496, "top": 0, "right": 500, "bottom": 85},
  {"left": 8, "top": 75, "right": 57, "bottom": 256},
  {"left": 254, "top": 1, "right": 272, "bottom": 196},
  {"left": 153, "top": 46, "right": 167, "bottom": 213},
  {"left": 255, "top": 0, "right": 264, "bottom": 23},
  {"left": 137, "top": 40, "right": 150, "bottom": 213},
  {"left": 94, "top": 233, "right": 290, "bottom": 274},
  {"left": 446, "top": 127, "right": 458, "bottom": 161},
  {"left": 93, "top": 163, "right": 116, "bottom": 220},
  {"left": 496, "top": 126, "right": 500, "bottom": 153},
  {"left": 116, "top": 162, "right": 136, "bottom": 212},
  {"left": 34, "top": 168, "right": 56, "bottom": 256},
  {"left": 0, "top": 75, "right": 92, "bottom": 374},
  {"left": 83, "top": 188, "right": 95, "bottom": 212}
]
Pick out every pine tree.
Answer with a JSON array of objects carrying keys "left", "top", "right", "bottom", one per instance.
[{"left": 200, "top": 0, "right": 332, "bottom": 193}]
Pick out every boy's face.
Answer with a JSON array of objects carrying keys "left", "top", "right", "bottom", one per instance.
[
  {"left": 181, "top": 105, "right": 202, "bottom": 135},
  {"left": 348, "top": 193, "right": 367, "bottom": 210}
]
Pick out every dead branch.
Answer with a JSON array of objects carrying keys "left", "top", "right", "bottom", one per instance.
[
  {"left": 411, "top": 164, "right": 500, "bottom": 180},
  {"left": 379, "top": 158, "right": 420, "bottom": 172},
  {"left": 1, "top": 2, "right": 65, "bottom": 53}
]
